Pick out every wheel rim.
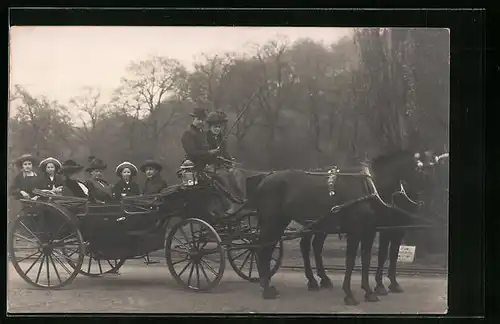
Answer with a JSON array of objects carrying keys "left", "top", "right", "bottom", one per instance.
[
  {"left": 227, "top": 214, "right": 283, "bottom": 282},
  {"left": 166, "top": 218, "right": 225, "bottom": 291},
  {"left": 68, "top": 251, "right": 125, "bottom": 277},
  {"left": 9, "top": 211, "right": 85, "bottom": 289}
]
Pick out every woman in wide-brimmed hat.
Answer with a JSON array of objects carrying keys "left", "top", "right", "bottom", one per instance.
[
  {"left": 112, "top": 161, "right": 141, "bottom": 199},
  {"left": 140, "top": 159, "right": 168, "bottom": 195},
  {"left": 9, "top": 153, "right": 40, "bottom": 200},
  {"left": 57, "top": 159, "right": 88, "bottom": 198},
  {"left": 38, "top": 157, "right": 64, "bottom": 195},
  {"left": 84, "top": 156, "right": 112, "bottom": 203}
]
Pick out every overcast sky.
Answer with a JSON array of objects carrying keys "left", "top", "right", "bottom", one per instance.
[{"left": 9, "top": 26, "right": 352, "bottom": 117}]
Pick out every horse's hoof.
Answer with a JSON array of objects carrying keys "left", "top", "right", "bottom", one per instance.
[
  {"left": 262, "top": 286, "right": 279, "bottom": 299},
  {"left": 389, "top": 283, "right": 404, "bottom": 293},
  {"left": 308, "top": 280, "right": 320, "bottom": 291},
  {"left": 320, "top": 278, "right": 334, "bottom": 290},
  {"left": 374, "top": 284, "right": 389, "bottom": 296},
  {"left": 365, "top": 292, "right": 380, "bottom": 302},
  {"left": 344, "top": 296, "right": 360, "bottom": 306}
]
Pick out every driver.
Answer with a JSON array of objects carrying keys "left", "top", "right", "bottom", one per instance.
[{"left": 204, "top": 111, "right": 245, "bottom": 215}]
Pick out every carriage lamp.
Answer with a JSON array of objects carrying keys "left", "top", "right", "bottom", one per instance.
[{"left": 178, "top": 160, "right": 198, "bottom": 186}]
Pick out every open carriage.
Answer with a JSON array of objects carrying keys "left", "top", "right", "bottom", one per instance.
[{"left": 8, "top": 162, "right": 283, "bottom": 291}]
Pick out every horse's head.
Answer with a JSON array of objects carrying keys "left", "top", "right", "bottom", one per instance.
[{"left": 372, "top": 150, "right": 441, "bottom": 205}]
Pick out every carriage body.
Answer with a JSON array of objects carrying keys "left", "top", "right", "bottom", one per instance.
[{"left": 8, "top": 167, "right": 283, "bottom": 291}]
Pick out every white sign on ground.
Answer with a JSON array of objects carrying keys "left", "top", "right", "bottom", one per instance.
[{"left": 397, "top": 245, "right": 416, "bottom": 263}]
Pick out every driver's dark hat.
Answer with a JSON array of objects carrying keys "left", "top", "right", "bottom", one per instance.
[
  {"left": 189, "top": 108, "right": 207, "bottom": 120},
  {"left": 59, "top": 160, "right": 84, "bottom": 175}
]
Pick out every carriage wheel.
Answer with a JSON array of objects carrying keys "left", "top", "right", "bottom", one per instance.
[
  {"left": 67, "top": 251, "right": 126, "bottom": 277},
  {"left": 165, "top": 218, "right": 225, "bottom": 291},
  {"left": 8, "top": 211, "right": 85, "bottom": 289},
  {"left": 227, "top": 214, "right": 283, "bottom": 282}
]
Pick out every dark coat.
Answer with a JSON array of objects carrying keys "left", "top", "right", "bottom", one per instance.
[
  {"left": 62, "top": 179, "right": 88, "bottom": 198},
  {"left": 206, "top": 131, "right": 231, "bottom": 166},
  {"left": 39, "top": 174, "right": 65, "bottom": 191},
  {"left": 112, "top": 179, "right": 141, "bottom": 199},
  {"left": 181, "top": 125, "right": 214, "bottom": 169},
  {"left": 9, "top": 172, "right": 41, "bottom": 199},
  {"left": 142, "top": 174, "right": 167, "bottom": 195},
  {"left": 85, "top": 178, "right": 113, "bottom": 202}
]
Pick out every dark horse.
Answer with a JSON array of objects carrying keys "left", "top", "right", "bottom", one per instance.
[{"left": 251, "top": 150, "right": 432, "bottom": 305}]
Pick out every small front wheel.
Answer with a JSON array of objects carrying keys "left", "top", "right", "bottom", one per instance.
[{"left": 165, "top": 218, "right": 225, "bottom": 291}]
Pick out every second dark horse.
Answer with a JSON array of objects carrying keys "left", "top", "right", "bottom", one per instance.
[{"left": 252, "top": 150, "right": 431, "bottom": 305}]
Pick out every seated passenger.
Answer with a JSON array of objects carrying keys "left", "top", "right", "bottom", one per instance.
[
  {"left": 9, "top": 153, "right": 40, "bottom": 200},
  {"left": 58, "top": 160, "right": 87, "bottom": 198},
  {"left": 38, "top": 157, "right": 64, "bottom": 195},
  {"left": 140, "top": 160, "right": 167, "bottom": 195},
  {"left": 112, "top": 161, "right": 141, "bottom": 199},
  {"left": 84, "top": 156, "right": 113, "bottom": 203}
]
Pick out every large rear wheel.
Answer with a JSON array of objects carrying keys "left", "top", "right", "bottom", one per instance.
[
  {"left": 165, "top": 218, "right": 225, "bottom": 291},
  {"left": 8, "top": 206, "right": 85, "bottom": 289}
]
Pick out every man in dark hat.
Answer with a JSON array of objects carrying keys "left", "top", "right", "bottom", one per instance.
[
  {"left": 204, "top": 111, "right": 245, "bottom": 215},
  {"left": 140, "top": 159, "right": 168, "bottom": 195},
  {"left": 85, "top": 156, "right": 112, "bottom": 203},
  {"left": 181, "top": 107, "right": 219, "bottom": 170},
  {"left": 58, "top": 160, "right": 88, "bottom": 198}
]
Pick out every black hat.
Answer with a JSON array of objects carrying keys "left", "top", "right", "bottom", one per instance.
[
  {"left": 206, "top": 111, "right": 228, "bottom": 125},
  {"left": 189, "top": 108, "right": 208, "bottom": 120},
  {"left": 140, "top": 159, "right": 163, "bottom": 173},
  {"left": 85, "top": 156, "right": 107, "bottom": 173},
  {"left": 14, "top": 153, "right": 37, "bottom": 168},
  {"left": 58, "top": 160, "right": 84, "bottom": 175}
]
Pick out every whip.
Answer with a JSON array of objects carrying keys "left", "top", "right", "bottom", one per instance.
[{"left": 215, "top": 88, "right": 260, "bottom": 151}]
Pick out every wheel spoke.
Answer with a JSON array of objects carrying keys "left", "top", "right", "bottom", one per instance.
[
  {"left": 54, "top": 221, "right": 68, "bottom": 238},
  {"left": 53, "top": 248, "right": 79, "bottom": 264},
  {"left": 16, "top": 250, "right": 42, "bottom": 263},
  {"left": 195, "top": 262, "right": 201, "bottom": 288},
  {"left": 49, "top": 254, "right": 62, "bottom": 284},
  {"left": 187, "top": 262, "right": 195, "bottom": 287},
  {"left": 97, "top": 259, "right": 103, "bottom": 274},
  {"left": 52, "top": 253, "right": 73, "bottom": 275},
  {"left": 238, "top": 250, "right": 252, "bottom": 272},
  {"left": 172, "top": 236, "right": 190, "bottom": 251},
  {"left": 200, "top": 259, "right": 218, "bottom": 276},
  {"left": 231, "top": 249, "right": 248, "bottom": 261},
  {"left": 35, "top": 254, "right": 45, "bottom": 284},
  {"left": 248, "top": 252, "right": 255, "bottom": 278},
  {"left": 199, "top": 261, "right": 211, "bottom": 283},
  {"left": 19, "top": 221, "right": 41, "bottom": 243},
  {"left": 23, "top": 252, "right": 43, "bottom": 275},
  {"left": 87, "top": 256, "right": 93, "bottom": 273},
  {"left": 46, "top": 254, "right": 51, "bottom": 287},
  {"left": 14, "top": 233, "right": 39, "bottom": 245},
  {"left": 178, "top": 227, "right": 191, "bottom": 246},
  {"left": 172, "top": 255, "right": 189, "bottom": 266},
  {"left": 178, "top": 260, "right": 192, "bottom": 277}
]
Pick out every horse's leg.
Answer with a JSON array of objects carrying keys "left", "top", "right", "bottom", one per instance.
[
  {"left": 388, "top": 229, "right": 405, "bottom": 293},
  {"left": 300, "top": 233, "right": 319, "bottom": 290},
  {"left": 342, "top": 232, "right": 361, "bottom": 306},
  {"left": 257, "top": 217, "right": 288, "bottom": 300},
  {"left": 374, "top": 230, "right": 390, "bottom": 295},
  {"left": 312, "top": 232, "right": 333, "bottom": 289},
  {"left": 361, "top": 229, "right": 379, "bottom": 302}
]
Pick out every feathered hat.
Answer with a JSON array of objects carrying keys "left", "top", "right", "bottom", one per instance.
[{"left": 85, "top": 156, "right": 107, "bottom": 173}]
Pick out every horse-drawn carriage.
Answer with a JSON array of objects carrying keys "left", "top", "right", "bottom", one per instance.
[
  {"left": 9, "top": 151, "right": 447, "bottom": 305},
  {"left": 8, "top": 160, "right": 282, "bottom": 291}
]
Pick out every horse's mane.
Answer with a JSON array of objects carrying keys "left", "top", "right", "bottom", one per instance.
[{"left": 370, "top": 149, "right": 413, "bottom": 170}]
